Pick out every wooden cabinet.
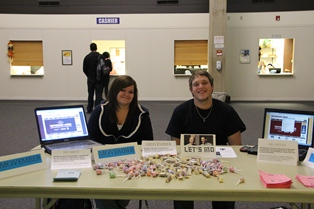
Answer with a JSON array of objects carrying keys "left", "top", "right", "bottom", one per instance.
[{"left": 283, "top": 39, "right": 293, "bottom": 73}]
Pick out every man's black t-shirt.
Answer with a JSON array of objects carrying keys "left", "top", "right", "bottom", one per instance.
[{"left": 165, "top": 99, "right": 246, "bottom": 145}]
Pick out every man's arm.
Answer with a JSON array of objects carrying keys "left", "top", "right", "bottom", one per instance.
[
  {"left": 227, "top": 131, "right": 242, "bottom": 145},
  {"left": 171, "top": 136, "right": 180, "bottom": 145},
  {"left": 83, "top": 57, "right": 88, "bottom": 77}
]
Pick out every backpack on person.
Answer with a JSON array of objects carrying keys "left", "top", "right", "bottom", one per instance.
[{"left": 96, "top": 55, "right": 110, "bottom": 81}]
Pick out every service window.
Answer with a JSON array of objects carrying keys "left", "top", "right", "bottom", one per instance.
[
  {"left": 258, "top": 38, "right": 294, "bottom": 75},
  {"left": 174, "top": 40, "right": 208, "bottom": 75},
  {"left": 93, "top": 40, "right": 125, "bottom": 75},
  {"left": 9, "top": 41, "right": 44, "bottom": 76}
]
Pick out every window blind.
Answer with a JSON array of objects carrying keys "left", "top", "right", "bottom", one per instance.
[
  {"left": 174, "top": 40, "right": 208, "bottom": 66},
  {"left": 11, "top": 41, "right": 43, "bottom": 66}
]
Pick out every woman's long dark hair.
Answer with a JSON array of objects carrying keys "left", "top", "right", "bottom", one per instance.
[{"left": 107, "top": 75, "right": 138, "bottom": 124}]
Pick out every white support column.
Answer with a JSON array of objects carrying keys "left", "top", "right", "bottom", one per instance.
[{"left": 208, "top": 0, "right": 227, "bottom": 92}]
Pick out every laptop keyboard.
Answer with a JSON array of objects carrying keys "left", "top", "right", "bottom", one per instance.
[{"left": 48, "top": 140, "right": 94, "bottom": 149}]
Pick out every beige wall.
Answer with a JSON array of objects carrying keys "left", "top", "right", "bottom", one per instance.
[{"left": 0, "top": 12, "right": 313, "bottom": 101}]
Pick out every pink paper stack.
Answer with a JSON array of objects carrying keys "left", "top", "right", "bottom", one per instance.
[
  {"left": 296, "top": 174, "right": 314, "bottom": 188},
  {"left": 259, "top": 170, "right": 292, "bottom": 188}
]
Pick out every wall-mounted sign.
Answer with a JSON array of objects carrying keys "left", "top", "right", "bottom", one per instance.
[
  {"left": 214, "top": 36, "right": 224, "bottom": 49},
  {"left": 216, "top": 50, "right": 222, "bottom": 56},
  {"left": 62, "top": 50, "right": 72, "bottom": 65},
  {"left": 214, "top": 36, "right": 224, "bottom": 44},
  {"left": 240, "top": 49, "right": 250, "bottom": 64},
  {"left": 97, "top": 17, "right": 120, "bottom": 24}
]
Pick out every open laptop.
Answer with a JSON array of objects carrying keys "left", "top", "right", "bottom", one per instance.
[
  {"left": 248, "top": 108, "right": 314, "bottom": 161},
  {"left": 34, "top": 105, "right": 102, "bottom": 154}
]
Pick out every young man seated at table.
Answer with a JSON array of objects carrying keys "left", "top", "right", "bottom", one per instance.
[{"left": 165, "top": 70, "right": 246, "bottom": 209}]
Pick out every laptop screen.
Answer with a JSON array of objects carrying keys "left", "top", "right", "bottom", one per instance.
[
  {"left": 35, "top": 105, "right": 89, "bottom": 143},
  {"left": 262, "top": 108, "right": 314, "bottom": 149}
]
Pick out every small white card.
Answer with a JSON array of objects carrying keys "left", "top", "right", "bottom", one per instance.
[
  {"left": 53, "top": 169, "right": 82, "bottom": 181},
  {"left": 180, "top": 134, "right": 216, "bottom": 157},
  {"left": 302, "top": 148, "right": 314, "bottom": 169},
  {"left": 92, "top": 142, "right": 139, "bottom": 165},
  {"left": 0, "top": 149, "right": 47, "bottom": 179},
  {"left": 216, "top": 146, "right": 237, "bottom": 158},
  {"left": 257, "top": 138, "right": 298, "bottom": 166},
  {"left": 142, "top": 140, "right": 177, "bottom": 157},
  {"left": 51, "top": 149, "right": 91, "bottom": 170}
]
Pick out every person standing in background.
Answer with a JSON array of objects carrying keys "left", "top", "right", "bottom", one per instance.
[
  {"left": 83, "top": 43, "right": 102, "bottom": 113},
  {"left": 102, "top": 51, "right": 113, "bottom": 100}
]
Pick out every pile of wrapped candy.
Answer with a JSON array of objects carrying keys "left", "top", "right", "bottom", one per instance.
[{"left": 93, "top": 155, "right": 245, "bottom": 185}]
